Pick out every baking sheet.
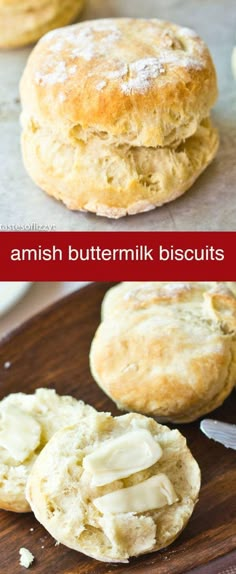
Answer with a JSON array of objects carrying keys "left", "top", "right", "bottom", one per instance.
[{"left": 0, "top": 0, "right": 235, "bottom": 231}]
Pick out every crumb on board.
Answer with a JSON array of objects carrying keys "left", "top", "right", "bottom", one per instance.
[
  {"left": 19, "top": 547, "right": 34, "bottom": 568},
  {"left": 3, "top": 361, "right": 11, "bottom": 369}
]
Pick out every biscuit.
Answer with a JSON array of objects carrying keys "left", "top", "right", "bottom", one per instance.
[
  {"left": 0, "top": 0, "right": 84, "bottom": 49},
  {"left": 20, "top": 18, "right": 219, "bottom": 218},
  {"left": 226, "top": 282, "right": 236, "bottom": 296},
  {"left": 232, "top": 46, "right": 236, "bottom": 79},
  {"left": 26, "top": 411, "right": 201, "bottom": 562},
  {"left": 90, "top": 282, "right": 236, "bottom": 422},
  {"left": 0, "top": 388, "right": 95, "bottom": 512}
]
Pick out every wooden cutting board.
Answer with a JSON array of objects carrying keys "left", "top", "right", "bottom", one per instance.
[{"left": 0, "top": 282, "right": 235, "bottom": 574}]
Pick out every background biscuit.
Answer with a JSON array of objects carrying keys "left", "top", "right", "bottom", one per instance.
[
  {"left": 20, "top": 18, "right": 218, "bottom": 217},
  {"left": 90, "top": 282, "right": 236, "bottom": 422}
]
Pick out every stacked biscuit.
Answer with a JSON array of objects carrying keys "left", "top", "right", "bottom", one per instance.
[
  {"left": 20, "top": 18, "right": 219, "bottom": 217},
  {"left": 0, "top": 0, "right": 84, "bottom": 48},
  {"left": 0, "top": 387, "right": 200, "bottom": 562}
]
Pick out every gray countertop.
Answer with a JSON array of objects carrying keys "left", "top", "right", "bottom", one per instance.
[{"left": 0, "top": 0, "right": 235, "bottom": 231}]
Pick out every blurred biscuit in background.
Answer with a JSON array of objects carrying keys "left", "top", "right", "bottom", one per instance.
[{"left": 0, "top": 0, "right": 84, "bottom": 48}]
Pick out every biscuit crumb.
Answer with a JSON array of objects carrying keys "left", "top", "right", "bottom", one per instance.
[
  {"left": 3, "top": 361, "right": 11, "bottom": 369},
  {"left": 19, "top": 547, "right": 34, "bottom": 568}
]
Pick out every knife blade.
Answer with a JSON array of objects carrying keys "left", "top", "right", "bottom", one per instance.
[{"left": 200, "top": 419, "right": 236, "bottom": 450}]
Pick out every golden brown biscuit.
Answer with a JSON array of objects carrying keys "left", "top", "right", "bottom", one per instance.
[
  {"left": 226, "top": 282, "right": 236, "bottom": 296},
  {"left": 20, "top": 18, "right": 219, "bottom": 217},
  {"left": 0, "top": 388, "right": 95, "bottom": 512},
  {"left": 90, "top": 282, "right": 236, "bottom": 422},
  {"left": 0, "top": 0, "right": 84, "bottom": 49},
  {"left": 232, "top": 46, "right": 236, "bottom": 79},
  {"left": 26, "top": 411, "right": 201, "bottom": 562}
]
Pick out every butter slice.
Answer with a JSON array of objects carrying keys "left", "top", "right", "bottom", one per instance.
[
  {"left": 94, "top": 474, "right": 178, "bottom": 514},
  {"left": 0, "top": 406, "right": 41, "bottom": 462},
  {"left": 83, "top": 429, "right": 162, "bottom": 486}
]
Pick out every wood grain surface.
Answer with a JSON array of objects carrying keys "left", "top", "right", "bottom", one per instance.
[{"left": 0, "top": 282, "right": 235, "bottom": 574}]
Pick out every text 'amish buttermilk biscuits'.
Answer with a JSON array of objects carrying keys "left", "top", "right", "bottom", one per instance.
[
  {"left": 0, "top": 388, "right": 95, "bottom": 512},
  {"left": 0, "top": 0, "right": 85, "bottom": 48},
  {"left": 20, "top": 18, "right": 219, "bottom": 218},
  {"left": 90, "top": 282, "right": 236, "bottom": 422},
  {"left": 26, "top": 411, "right": 201, "bottom": 562}
]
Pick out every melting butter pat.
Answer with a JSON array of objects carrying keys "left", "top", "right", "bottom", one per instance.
[
  {"left": 83, "top": 429, "right": 162, "bottom": 486},
  {"left": 94, "top": 474, "right": 178, "bottom": 514},
  {"left": 0, "top": 406, "right": 41, "bottom": 462}
]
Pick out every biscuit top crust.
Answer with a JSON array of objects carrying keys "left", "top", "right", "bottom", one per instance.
[
  {"left": 20, "top": 18, "right": 218, "bottom": 147},
  {"left": 102, "top": 282, "right": 236, "bottom": 327}
]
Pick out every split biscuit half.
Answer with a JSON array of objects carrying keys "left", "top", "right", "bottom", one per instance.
[
  {"left": 90, "top": 282, "right": 236, "bottom": 422},
  {"left": 0, "top": 0, "right": 85, "bottom": 48}
]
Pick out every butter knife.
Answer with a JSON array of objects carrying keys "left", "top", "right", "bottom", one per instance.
[{"left": 200, "top": 419, "right": 236, "bottom": 450}]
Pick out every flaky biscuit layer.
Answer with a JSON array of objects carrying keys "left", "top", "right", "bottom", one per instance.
[{"left": 21, "top": 117, "right": 219, "bottom": 218}]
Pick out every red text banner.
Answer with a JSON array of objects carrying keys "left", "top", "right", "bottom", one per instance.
[{"left": 0, "top": 232, "right": 234, "bottom": 281}]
